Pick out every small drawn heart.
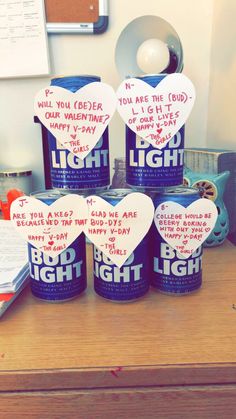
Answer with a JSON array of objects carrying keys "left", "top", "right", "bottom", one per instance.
[
  {"left": 116, "top": 73, "right": 195, "bottom": 149},
  {"left": 84, "top": 193, "right": 154, "bottom": 267},
  {"left": 10, "top": 194, "right": 88, "bottom": 258},
  {"left": 156, "top": 128, "right": 162, "bottom": 135},
  {"left": 154, "top": 199, "right": 218, "bottom": 258},
  {"left": 34, "top": 83, "right": 117, "bottom": 160}
]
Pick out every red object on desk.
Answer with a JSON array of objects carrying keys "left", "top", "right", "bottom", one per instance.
[
  {"left": 0, "top": 189, "right": 25, "bottom": 220},
  {"left": 0, "top": 293, "right": 14, "bottom": 302}
]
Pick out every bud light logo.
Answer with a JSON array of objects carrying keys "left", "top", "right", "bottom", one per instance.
[
  {"left": 29, "top": 236, "right": 87, "bottom": 301},
  {"left": 29, "top": 247, "right": 83, "bottom": 283},
  {"left": 51, "top": 137, "right": 108, "bottom": 171},
  {"left": 48, "top": 132, "right": 110, "bottom": 189},
  {"left": 93, "top": 246, "right": 149, "bottom": 301},
  {"left": 126, "top": 127, "right": 184, "bottom": 187},
  {"left": 152, "top": 243, "right": 202, "bottom": 294}
]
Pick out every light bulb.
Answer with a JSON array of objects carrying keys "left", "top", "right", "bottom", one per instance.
[{"left": 137, "top": 38, "right": 170, "bottom": 74}]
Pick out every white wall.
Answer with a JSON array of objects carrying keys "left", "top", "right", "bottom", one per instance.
[
  {"left": 207, "top": 0, "right": 236, "bottom": 150},
  {"left": 0, "top": 0, "right": 214, "bottom": 190}
]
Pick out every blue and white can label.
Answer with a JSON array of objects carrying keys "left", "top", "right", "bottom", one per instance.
[
  {"left": 48, "top": 133, "right": 110, "bottom": 190},
  {"left": 43, "top": 75, "right": 110, "bottom": 190},
  {"left": 93, "top": 242, "right": 149, "bottom": 302},
  {"left": 28, "top": 189, "right": 87, "bottom": 301},
  {"left": 151, "top": 187, "right": 202, "bottom": 294},
  {"left": 29, "top": 234, "right": 87, "bottom": 301},
  {"left": 152, "top": 243, "right": 202, "bottom": 294},
  {"left": 92, "top": 188, "right": 150, "bottom": 301},
  {"left": 126, "top": 126, "right": 184, "bottom": 188},
  {"left": 125, "top": 73, "right": 184, "bottom": 188}
]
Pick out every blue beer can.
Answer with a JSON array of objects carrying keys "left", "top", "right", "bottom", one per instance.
[
  {"left": 126, "top": 74, "right": 184, "bottom": 189},
  {"left": 28, "top": 190, "right": 87, "bottom": 302},
  {"left": 44, "top": 75, "right": 110, "bottom": 190},
  {"left": 151, "top": 186, "right": 202, "bottom": 295},
  {"left": 92, "top": 189, "right": 150, "bottom": 302}
]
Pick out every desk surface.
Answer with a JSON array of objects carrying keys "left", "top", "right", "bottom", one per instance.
[{"left": 1, "top": 242, "right": 236, "bottom": 393}]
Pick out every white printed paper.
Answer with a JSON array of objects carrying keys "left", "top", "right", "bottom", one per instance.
[
  {"left": 0, "top": 0, "right": 50, "bottom": 78},
  {"left": 0, "top": 220, "right": 28, "bottom": 289},
  {"left": 0, "top": 220, "right": 28, "bottom": 270}
]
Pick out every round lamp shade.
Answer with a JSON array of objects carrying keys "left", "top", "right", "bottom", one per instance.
[{"left": 115, "top": 15, "right": 183, "bottom": 79}]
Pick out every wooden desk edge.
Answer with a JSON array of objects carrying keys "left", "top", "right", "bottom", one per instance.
[{"left": 1, "top": 363, "right": 236, "bottom": 392}]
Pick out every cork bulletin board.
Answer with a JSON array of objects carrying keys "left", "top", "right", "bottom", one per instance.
[{"left": 44, "top": 0, "right": 109, "bottom": 33}]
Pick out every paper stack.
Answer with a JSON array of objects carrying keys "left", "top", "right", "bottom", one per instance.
[{"left": 0, "top": 220, "right": 29, "bottom": 317}]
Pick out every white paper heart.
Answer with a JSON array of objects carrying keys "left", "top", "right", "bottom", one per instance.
[
  {"left": 10, "top": 194, "right": 88, "bottom": 258},
  {"left": 154, "top": 199, "right": 218, "bottom": 258},
  {"left": 34, "top": 83, "right": 117, "bottom": 160},
  {"left": 116, "top": 73, "right": 195, "bottom": 149},
  {"left": 84, "top": 193, "right": 154, "bottom": 267}
]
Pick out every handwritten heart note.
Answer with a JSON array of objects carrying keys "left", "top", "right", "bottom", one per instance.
[
  {"left": 84, "top": 193, "right": 154, "bottom": 267},
  {"left": 10, "top": 195, "right": 88, "bottom": 258},
  {"left": 154, "top": 199, "right": 218, "bottom": 258},
  {"left": 116, "top": 74, "right": 195, "bottom": 149},
  {"left": 34, "top": 83, "right": 117, "bottom": 160}
]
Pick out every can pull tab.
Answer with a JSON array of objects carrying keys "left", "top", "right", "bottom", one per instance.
[{"left": 0, "top": 189, "right": 25, "bottom": 220}]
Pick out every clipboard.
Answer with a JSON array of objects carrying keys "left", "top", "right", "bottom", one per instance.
[{"left": 45, "top": 0, "right": 109, "bottom": 34}]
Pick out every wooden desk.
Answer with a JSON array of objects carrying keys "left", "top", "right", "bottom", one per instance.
[{"left": 1, "top": 243, "right": 236, "bottom": 418}]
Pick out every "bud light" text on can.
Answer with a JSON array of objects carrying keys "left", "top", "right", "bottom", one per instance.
[
  {"left": 92, "top": 189, "right": 150, "bottom": 302},
  {"left": 28, "top": 190, "right": 87, "bottom": 302},
  {"left": 46, "top": 76, "right": 110, "bottom": 190},
  {"left": 126, "top": 74, "right": 184, "bottom": 189},
  {"left": 151, "top": 187, "right": 202, "bottom": 295}
]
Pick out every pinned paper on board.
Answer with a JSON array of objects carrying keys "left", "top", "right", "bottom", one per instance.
[
  {"left": 0, "top": 0, "right": 50, "bottom": 78},
  {"left": 84, "top": 193, "right": 155, "bottom": 267},
  {"left": 154, "top": 199, "right": 218, "bottom": 258},
  {"left": 34, "top": 82, "right": 117, "bottom": 160},
  {"left": 116, "top": 73, "right": 195, "bottom": 149},
  {"left": 10, "top": 195, "right": 88, "bottom": 258}
]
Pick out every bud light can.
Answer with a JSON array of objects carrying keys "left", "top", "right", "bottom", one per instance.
[
  {"left": 92, "top": 189, "right": 150, "bottom": 302},
  {"left": 151, "top": 187, "right": 202, "bottom": 295},
  {"left": 42, "top": 75, "right": 110, "bottom": 190},
  {"left": 28, "top": 190, "right": 87, "bottom": 302},
  {"left": 126, "top": 74, "right": 184, "bottom": 189}
]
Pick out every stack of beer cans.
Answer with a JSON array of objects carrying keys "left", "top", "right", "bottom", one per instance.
[
  {"left": 30, "top": 75, "right": 110, "bottom": 302},
  {"left": 31, "top": 75, "right": 202, "bottom": 303}
]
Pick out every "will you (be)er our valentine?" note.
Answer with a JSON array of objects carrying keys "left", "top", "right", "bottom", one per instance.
[{"left": 34, "top": 82, "right": 117, "bottom": 160}]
